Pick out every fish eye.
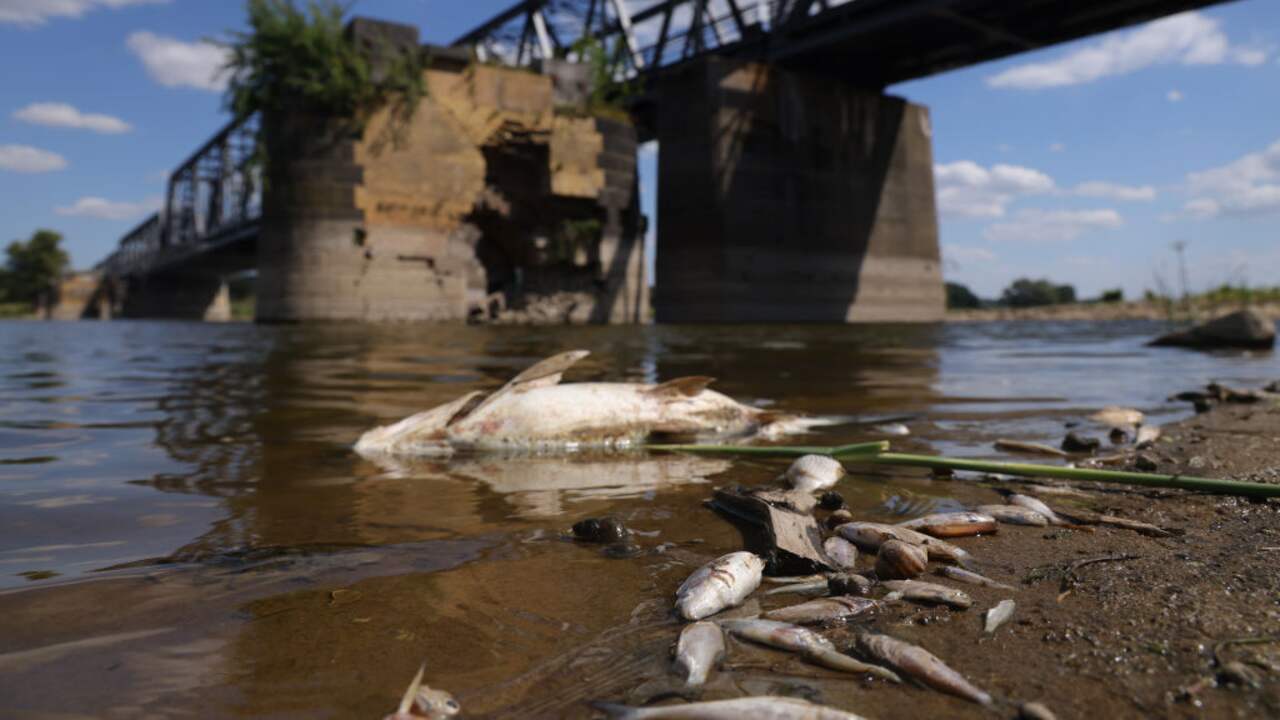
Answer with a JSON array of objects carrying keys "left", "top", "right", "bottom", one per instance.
[{"left": 445, "top": 700, "right": 459, "bottom": 709}]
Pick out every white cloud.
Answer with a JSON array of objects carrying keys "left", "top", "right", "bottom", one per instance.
[
  {"left": 934, "top": 161, "right": 1054, "bottom": 218},
  {"left": 0, "top": 144, "right": 67, "bottom": 172},
  {"left": 55, "top": 195, "right": 162, "bottom": 220},
  {"left": 1049, "top": 142, "right": 1065, "bottom": 153},
  {"left": 943, "top": 245, "right": 997, "bottom": 267},
  {"left": 0, "top": 0, "right": 166, "bottom": 25},
  {"left": 984, "top": 209, "right": 1123, "bottom": 243},
  {"left": 1073, "top": 181, "right": 1156, "bottom": 201},
  {"left": 1167, "top": 89, "right": 1184, "bottom": 102},
  {"left": 13, "top": 102, "right": 131, "bottom": 133},
  {"left": 987, "top": 12, "right": 1268, "bottom": 89},
  {"left": 1179, "top": 139, "right": 1280, "bottom": 219},
  {"left": 127, "top": 31, "right": 230, "bottom": 92}
]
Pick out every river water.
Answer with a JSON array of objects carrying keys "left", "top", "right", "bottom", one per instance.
[{"left": 1, "top": 319, "right": 1276, "bottom": 717}]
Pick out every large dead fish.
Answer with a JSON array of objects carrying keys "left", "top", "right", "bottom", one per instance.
[
  {"left": 383, "top": 664, "right": 460, "bottom": 720},
  {"left": 356, "top": 350, "right": 832, "bottom": 457},
  {"left": 591, "top": 696, "right": 873, "bottom": 719}
]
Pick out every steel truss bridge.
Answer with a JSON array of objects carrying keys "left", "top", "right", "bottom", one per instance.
[{"left": 100, "top": 0, "right": 1232, "bottom": 278}]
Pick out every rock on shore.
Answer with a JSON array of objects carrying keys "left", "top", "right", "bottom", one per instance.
[{"left": 1148, "top": 309, "right": 1276, "bottom": 350}]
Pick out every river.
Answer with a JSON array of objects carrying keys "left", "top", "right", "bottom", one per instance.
[{"left": 0, "top": 320, "right": 1275, "bottom": 717}]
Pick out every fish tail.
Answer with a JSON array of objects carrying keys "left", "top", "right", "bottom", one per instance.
[{"left": 589, "top": 701, "right": 643, "bottom": 719}]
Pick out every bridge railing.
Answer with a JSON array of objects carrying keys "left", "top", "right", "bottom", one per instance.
[
  {"left": 452, "top": 0, "right": 836, "bottom": 75},
  {"left": 102, "top": 113, "right": 262, "bottom": 276}
]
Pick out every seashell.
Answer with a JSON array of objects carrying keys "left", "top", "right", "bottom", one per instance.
[
  {"left": 827, "top": 572, "right": 873, "bottom": 596},
  {"left": 823, "top": 536, "right": 859, "bottom": 570},
  {"left": 875, "top": 539, "right": 928, "bottom": 580},
  {"left": 784, "top": 455, "right": 845, "bottom": 493}
]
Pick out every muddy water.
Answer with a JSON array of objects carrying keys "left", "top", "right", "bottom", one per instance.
[{"left": 1, "top": 320, "right": 1276, "bottom": 718}]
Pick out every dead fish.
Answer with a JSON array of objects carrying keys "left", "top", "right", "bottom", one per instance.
[
  {"left": 674, "top": 621, "right": 725, "bottom": 686},
  {"left": 835, "top": 522, "right": 971, "bottom": 564},
  {"left": 856, "top": 633, "right": 992, "bottom": 705},
  {"left": 881, "top": 580, "right": 972, "bottom": 609},
  {"left": 719, "top": 618, "right": 900, "bottom": 682},
  {"left": 897, "top": 512, "right": 998, "bottom": 538},
  {"left": 763, "top": 580, "right": 831, "bottom": 597},
  {"left": 1006, "top": 494, "right": 1067, "bottom": 525},
  {"left": 591, "top": 696, "right": 873, "bottom": 719},
  {"left": 973, "top": 504, "right": 1048, "bottom": 527},
  {"left": 823, "top": 536, "right": 859, "bottom": 570},
  {"left": 784, "top": 454, "right": 846, "bottom": 493},
  {"left": 1090, "top": 406, "right": 1144, "bottom": 428},
  {"left": 762, "top": 596, "right": 881, "bottom": 625},
  {"left": 937, "top": 565, "right": 1015, "bottom": 591},
  {"left": 827, "top": 573, "right": 873, "bottom": 596},
  {"left": 762, "top": 574, "right": 829, "bottom": 585},
  {"left": 676, "top": 551, "right": 764, "bottom": 620},
  {"left": 356, "top": 350, "right": 836, "bottom": 456},
  {"left": 994, "top": 439, "right": 1067, "bottom": 457},
  {"left": 1135, "top": 425, "right": 1161, "bottom": 448},
  {"left": 984, "top": 599, "right": 1015, "bottom": 634},
  {"left": 384, "top": 664, "right": 460, "bottom": 720}
]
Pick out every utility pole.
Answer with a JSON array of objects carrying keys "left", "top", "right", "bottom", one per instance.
[{"left": 1172, "top": 240, "right": 1190, "bottom": 315}]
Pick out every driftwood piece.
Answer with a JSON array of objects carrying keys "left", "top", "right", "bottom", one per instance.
[{"left": 708, "top": 486, "right": 831, "bottom": 575}]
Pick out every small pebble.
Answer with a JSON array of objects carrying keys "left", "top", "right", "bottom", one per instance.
[
  {"left": 572, "top": 516, "right": 630, "bottom": 543},
  {"left": 819, "top": 491, "right": 845, "bottom": 511},
  {"left": 1109, "top": 427, "right": 1128, "bottom": 445},
  {"left": 1061, "top": 432, "right": 1101, "bottom": 453},
  {"left": 1134, "top": 454, "right": 1159, "bottom": 472}
]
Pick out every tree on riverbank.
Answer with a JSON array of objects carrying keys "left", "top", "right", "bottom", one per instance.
[
  {"left": 946, "top": 282, "right": 981, "bottom": 309},
  {"left": 1000, "top": 277, "right": 1075, "bottom": 307},
  {"left": 0, "top": 229, "right": 68, "bottom": 309}
]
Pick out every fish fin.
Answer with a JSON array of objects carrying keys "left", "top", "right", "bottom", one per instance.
[
  {"left": 646, "top": 376, "right": 716, "bottom": 397},
  {"left": 588, "top": 701, "right": 640, "bottom": 719},
  {"left": 459, "top": 350, "right": 589, "bottom": 421},
  {"left": 445, "top": 391, "right": 487, "bottom": 426},
  {"left": 505, "top": 350, "right": 590, "bottom": 389},
  {"left": 398, "top": 663, "right": 426, "bottom": 714}
]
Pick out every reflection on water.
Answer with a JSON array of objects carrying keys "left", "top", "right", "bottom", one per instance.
[{"left": 1, "top": 319, "right": 1277, "bottom": 716}]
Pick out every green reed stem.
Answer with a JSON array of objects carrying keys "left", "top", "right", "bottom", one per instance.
[{"left": 648, "top": 442, "right": 1280, "bottom": 499}]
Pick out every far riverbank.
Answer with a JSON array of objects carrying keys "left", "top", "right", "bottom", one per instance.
[{"left": 948, "top": 300, "right": 1280, "bottom": 323}]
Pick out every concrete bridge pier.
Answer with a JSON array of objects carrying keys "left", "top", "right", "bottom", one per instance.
[
  {"left": 120, "top": 271, "right": 232, "bottom": 321},
  {"left": 654, "top": 58, "right": 944, "bottom": 323}
]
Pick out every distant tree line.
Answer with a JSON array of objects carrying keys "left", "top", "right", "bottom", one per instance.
[{"left": 946, "top": 278, "right": 1125, "bottom": 310}]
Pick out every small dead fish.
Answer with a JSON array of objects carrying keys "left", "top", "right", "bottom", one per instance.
[
  {"left": 876, "top": 422, "right": 911, "bottom": 437},
  {"left": 762, "top": 596, "right": 881, "bottom": 625},
  {"left": 1069, "top": 511, "right": 1174, "bottom": 537},
  {"left": 384, "top": 664, "right": 460, "bottom": 720},
  {"left": 1007, "top": 494, "right": 1066, "bottom": 525},
  {"left": 783, "top": 454, "right": 846, "bottom": 493},
  {"left": 676, "top": 551, "right": 764, "bottom": 621},
  {"left": 973, "top": 504, "right": 1048, "bottom": 527},
  {"left": 1019, "top": 702, "right": 1058, "bottom": 720},
  {"left": 1135, "top": 425, "right": 1161, "bottom": 449},
  {"left": 762, "top": 574, "right": 829, "bottom": 585},
  {"left": 856, "top": 633, "right": 992, "bottom": 706},
  {"left": 937, "top": 565, "right": 1015, "bottom": 591},
  {"left": 835, "top": 522, "right": 971, "bottom": 564},
  {"left": 763, "top": 580, "right": 830, "bottom": 596},
  {"left": 984, "top": 599, "right": 1016, "bottom": 634},
  {"left": 827, "top": 573, "right": 873, "bottom": 596},
  {"left": 822, "top": 536, "right": 859, "bottom": 570},
  {"left": 592, "top": 696, "right": 872, "bottom": 719},
  {"left": 674, "top": 621, "right": 725, "bottom": 686},
  {"left": 897, "top": 512, "right": 998, "bottom": 538},
  {"left": 994, "top": 439, "right": 1067, "bottom": 457},
  {"left": 720, "top": 618, "right": 900, "bottom": 682},
  {"left": 1090, "top": 406, "right": 1144, "bottom": 428},
  {"left": 881, "top": 580, "right": 972, "bottom": 609}
]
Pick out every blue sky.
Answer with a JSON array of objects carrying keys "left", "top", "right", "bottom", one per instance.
[{"left": 1, "top": 0, "right": 1276, "bottom": 300}]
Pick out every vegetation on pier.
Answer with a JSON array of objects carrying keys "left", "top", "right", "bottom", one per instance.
[
  {"left": 0, "top": 229, "right": 68, "bottom": 313},
  {"left": 222, "top": 0, "right": 427, "bottom": 133}
]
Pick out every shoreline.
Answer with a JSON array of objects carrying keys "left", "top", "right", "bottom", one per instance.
[{"left": 947, "top": 300, "right": 1280, "bottom": 323}]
